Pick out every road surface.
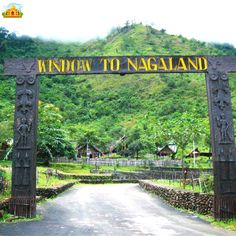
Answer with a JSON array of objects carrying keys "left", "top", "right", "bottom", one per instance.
[{"left": 0, "top": 184, "right": 235, "bottom": 236}]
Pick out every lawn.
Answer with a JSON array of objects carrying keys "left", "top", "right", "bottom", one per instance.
[
  {"left": 50, "top": 162, "right": 149, "bottom": 175},
  {"left": 0, "top": 161, "right": 77, "bottom": 201},
  {"left": 152, "top": 178, "right": 213, "bottom": 194}
]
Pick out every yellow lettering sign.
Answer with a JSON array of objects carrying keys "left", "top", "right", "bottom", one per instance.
[
  {"left": 187, "top": 58, "right": 198, "bottom": 70},
  {"left": 127, "top": 58, "right": 138, "bottom": 71},
  {"left": 198, "top": 57, "right": 207, "bottom": 70},
  {"left": 158, "top": 58, "right": 168, "bottom": 70},
  {"left": 101, "top": 58, "right": 109, "bottom": 72},
  {"left": 147, "top": 57, "right": 157, "bottom": 70},
  {"left": 38, "top": 60, "right": 46, "bottom": 73},
  {"left": 177, "top": 58, "right": 187, "bottom": 70}
]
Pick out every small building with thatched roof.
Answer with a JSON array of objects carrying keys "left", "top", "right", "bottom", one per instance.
[
  {"left": 186, "top": 148, "right": 200, "bottom": 158},
  {"left": 156, "top": 144, "right": 177, "bottom": 158},
  {"left": 77, "top": 143, "right": 102, "bottom": 158},
  {"left": 186, "top": 148, "right": 212, "bottom": 158}
]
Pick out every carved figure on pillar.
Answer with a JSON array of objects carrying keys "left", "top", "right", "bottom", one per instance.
[
  {"left": 17, "top": 89, "right": 34, "bottom": 114},
  {"left": 16, "top": 117, "right": 31, "bottom": 147}
]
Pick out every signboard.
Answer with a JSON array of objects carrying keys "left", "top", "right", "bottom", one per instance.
[
  {"left": 5, "top": 56, "right": 209, "bottom": 75},
  {"left": 37, "top": 56, "right": 207, "bottom": 74}
]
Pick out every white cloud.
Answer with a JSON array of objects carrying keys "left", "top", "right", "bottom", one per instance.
[{"left": 1, "top": 0, "right": 236, "bottom": 46}]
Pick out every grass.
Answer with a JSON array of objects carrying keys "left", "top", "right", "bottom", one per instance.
[
  {"left": 50, "top": 162, "right": 93, "bottom": 175},
  {"left": 50, "top": 162, "right": 148, "bottom": 175},
  {"left": 36, "top": 166, "right": 75, "bottom": 188},
  {"left": 197, "top": 214, "right": 236, "bottom": 231},
  {"left": 152, "top": 179, "right": 201, "bottom": 192},
  {"left": 0, "top": 212, "right": 43, "bottom": 223},
  {"left": 0, "top": 161, "right": 78, "bottom": 201},
  {"left": 152, "top": 179, "right": 213, "bottom": 194}
]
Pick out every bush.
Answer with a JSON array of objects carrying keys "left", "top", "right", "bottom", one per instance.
[{"left": 200, "top": 174, "right": 214, "bottom": 193}]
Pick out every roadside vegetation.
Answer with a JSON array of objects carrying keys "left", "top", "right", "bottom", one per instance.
[
  {"left": 198, "top": 214, "right": 236, "bottom": 231},
  {"left": 153, "top": 174, "right": 214, "bottom": 194}
]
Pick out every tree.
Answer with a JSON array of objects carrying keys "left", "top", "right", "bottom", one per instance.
[
  {"left": 127, "top": 140, "right": 143, "bottom": 159},
  {"left": 38, "top": 102, "right": 75, "bottom": 165},
  {"left": 0, "top": 101, "right": 14, "bottom": 150},
  {"left": 156, "top": 112, "right": 207, "bottom": 165}
]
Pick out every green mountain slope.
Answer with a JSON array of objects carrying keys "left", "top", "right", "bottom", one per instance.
[{"left": 1, "top": 23, "right": 236, "bottom": 156}]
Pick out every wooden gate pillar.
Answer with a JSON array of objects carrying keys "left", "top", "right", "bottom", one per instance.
[
  {"left": 206, "top": 57, "right": 236, "bottom": 220},
  {"left": 5, "top": 60, "right": 39, "bottom": 217}
]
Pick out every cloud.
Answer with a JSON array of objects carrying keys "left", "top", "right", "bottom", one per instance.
[{"left": 0, "top": 0, "right": 236, "bottom": 47}]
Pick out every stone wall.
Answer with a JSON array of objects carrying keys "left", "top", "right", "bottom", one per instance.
[
  {"left": 56, "top": 172, "right": 138, "bottom": 183},
  {"left": 139, "top": 180, "right": 213, "bottom": 215},
  {"left": 36, "top": 182, "right": 76, "bottom": 198}
]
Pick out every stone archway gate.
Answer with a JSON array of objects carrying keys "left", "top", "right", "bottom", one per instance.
[{"left": 3, "top": 56, "right": 236, "bottom": 220}]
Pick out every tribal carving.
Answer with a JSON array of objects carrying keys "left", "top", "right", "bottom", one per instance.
[
  {"left": 216, "top": 113, "right": 233, "bottom": 144},
  {"left": 17, "top": 89, "right": 34, "bottom": 114},
  {"left": 209, "top": 71, "right": 227, "bottom": 81},
  {"left": 213, "top": 85, "right": 229, "bottom": 110},
  {"left": 23, "top": 61, "right": 36, "bottom": 73},
  {"left": 15, "top": 117, "right": 32, "bottom": 148},
  {"left": 17, "top": 75, "right": 36, "bottom": 85},
  {"left": 15, "top": 152, "right": 30, "bottom": 168}
]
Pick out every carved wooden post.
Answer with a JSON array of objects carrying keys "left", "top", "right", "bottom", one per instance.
[
  {"left": 5, "top": 60, "right": 39, "bottom": 218},
  {"left": 206, "top": 57, "right": 236, "bottom": 220}
]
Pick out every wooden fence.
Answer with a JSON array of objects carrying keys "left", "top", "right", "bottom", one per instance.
[{"left": 54, "top": 157, "right": 182, "bottom": 167}]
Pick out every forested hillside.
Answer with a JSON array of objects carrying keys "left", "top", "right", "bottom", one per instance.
[{"left": 1, "top": 23, "right": 236, "bottom": 159}]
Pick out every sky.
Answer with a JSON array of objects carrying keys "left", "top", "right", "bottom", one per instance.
[{"left": 0, "top": 0, "right": 236, "bottom": 47}]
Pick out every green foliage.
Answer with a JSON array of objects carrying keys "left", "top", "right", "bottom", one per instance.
[
  {"left": 155, "top": 111, "right": 209, "bottom": 160},
  {"left": 0, "top": 165, "right": 11, "bottom": 201},
  {"left": 36, "top": 166, "right": 74, "bottom": 187},
  {"left": 184, "top": 156, "right": 212, "bottom": 169},
  {"left": 199, "top": 174, "right": 214, "bottom": 193},
  {"left": 38, "top": 102, "right": 75, "bottom": 164}
]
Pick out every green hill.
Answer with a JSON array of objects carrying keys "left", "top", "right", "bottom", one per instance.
[{"left": 1, "top": 23, "right": 236, "bottom": 158}]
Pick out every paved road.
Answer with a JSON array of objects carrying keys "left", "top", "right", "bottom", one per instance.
[{"left": 0, "top": 184, "right": 236, "bottom": 236}]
